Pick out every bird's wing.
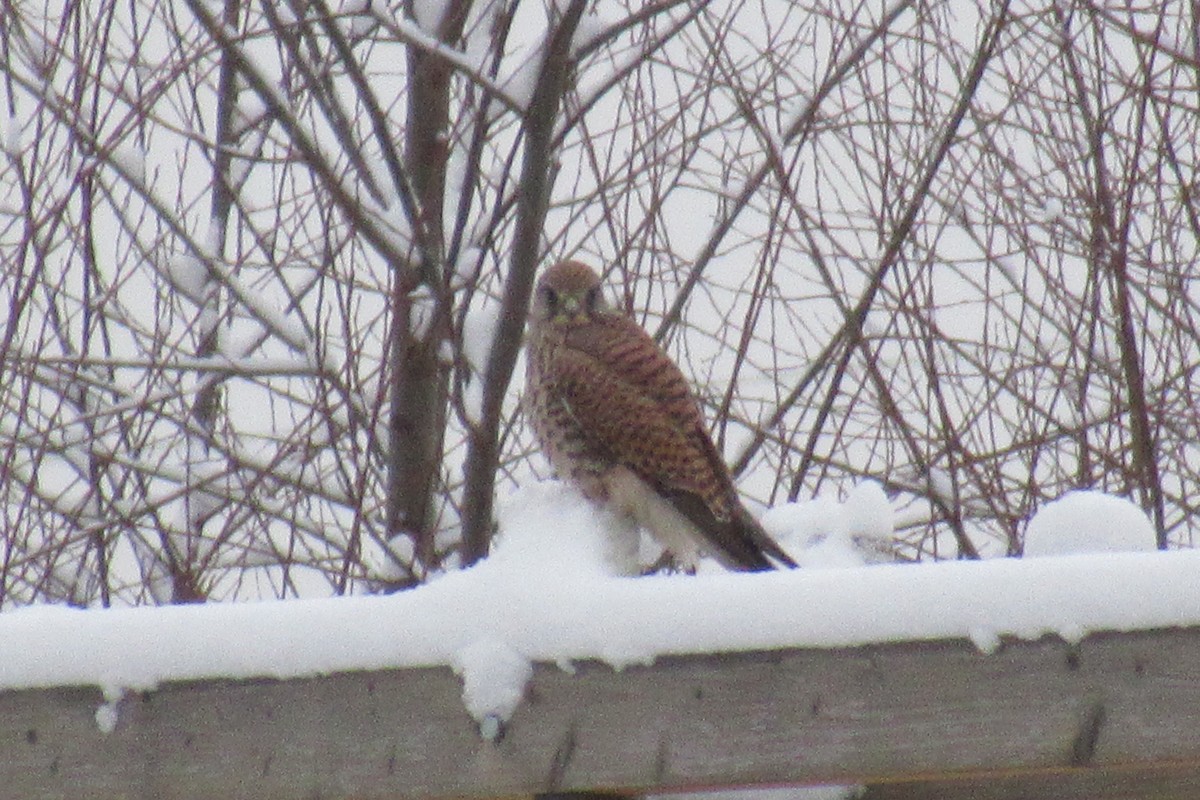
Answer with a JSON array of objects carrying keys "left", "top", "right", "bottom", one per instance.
[
  {"left": 563, "top": 315, "right": 710, "bottom": 433},
  {"left": 553, "top": 317, "right": 794, "bottom": 570},
  {"left": 658, "top": 487, "right": 797, "bottom": 570},
  {"left": 559, "top": 315, "right": 723, "bottom": 496}
]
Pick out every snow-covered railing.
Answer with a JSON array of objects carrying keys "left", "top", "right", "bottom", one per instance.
[
  {"left": 5, "top": 541, "right": 1200, "bottom": 799},
  {"left": 2, "top": 625, "right": 1199, "bottom": 800}
]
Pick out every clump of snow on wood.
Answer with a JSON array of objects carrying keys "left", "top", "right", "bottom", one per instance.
[
  {"left": 94, "top": 685, "right": 124, "bottom": 734},
  {"left": 0, "top": 484, "right": 1192, "bottom": 728},
  {"left": 1024, "top": 490, "right": 1156, "bottom": 557},
  {"left": 452, "top": 637, "right": 532, "bottom": 737}
]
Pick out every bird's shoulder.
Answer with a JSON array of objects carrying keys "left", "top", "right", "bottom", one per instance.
[{"left": 557, "top": 312, "right": 703, "bottom": 420}]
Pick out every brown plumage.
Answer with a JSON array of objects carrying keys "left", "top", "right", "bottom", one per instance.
[{"left": 524, "top": 260, "right": 796, "bottom": 572}]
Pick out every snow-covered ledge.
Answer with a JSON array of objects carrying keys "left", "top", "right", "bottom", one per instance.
[{"left": 3, "top": 485, "right": 1199, "bottom": 799}]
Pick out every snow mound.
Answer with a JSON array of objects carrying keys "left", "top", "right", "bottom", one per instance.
[
  {"left": 762, "top": 480, "right": 895, "bottom": 568},
  {"left": 4, "top": 480, "right": 1200, "bottom": 734},
  {"left": 1025, "top": 490, "right": 1156, "bottom": 557},
  {"left": 452, "top": 637, "right": 531, "bottom": 739},
  {"left": 490, "top": 481, "right": 638, "bottom": 576}
]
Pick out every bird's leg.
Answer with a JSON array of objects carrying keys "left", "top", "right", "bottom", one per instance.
[
  {"left": 640, "top": 551, "right": 695, "bottom": 576},
  {"left": 592, "top": 505, "right": 642, "bottom": 576}
]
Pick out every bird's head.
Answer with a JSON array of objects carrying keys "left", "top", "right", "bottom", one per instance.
[{"left": 532, "top": 260, "right": 609, "bottom": 325}]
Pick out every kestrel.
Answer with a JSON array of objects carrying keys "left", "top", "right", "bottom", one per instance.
[{"left": 525, "top": 260, "right": 796, "bottom": 572}]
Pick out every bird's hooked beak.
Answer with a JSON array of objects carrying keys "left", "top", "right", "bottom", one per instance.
[
  {"left": 547, "top": 289, "right": 592, "bottom": 322},
  {"left": 559, "top": 293, "right": 583, "bottom": 316}
]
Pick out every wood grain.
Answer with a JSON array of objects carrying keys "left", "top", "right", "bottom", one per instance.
[{"left": 3, "top": 628, "right": 1200, "bottom": 799}]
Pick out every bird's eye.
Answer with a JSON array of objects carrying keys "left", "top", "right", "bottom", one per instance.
[
  {"left": 540, "top": 286, "right": 558, "bottom": 315},
  {"left": 584, "top": 287, "right": 600, "bottom": 312}
]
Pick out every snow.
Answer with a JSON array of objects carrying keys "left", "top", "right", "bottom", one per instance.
[
  {"left": 231, "top": 92, "right": 268, "bottom": 139},
  {"left": 571, "top": 7, "right": 617, "bottom": 55},
  {"left": 1041, "top": 197, "right": 1065, "bottom": 225},
  {"left": 371, "top": 9, "right": 521, "bottom": 112},
  {"left": 275, "top": 3, "right": 297, "bottom": 26},
  {"left": 407, "top": 284, "right": 436, "bottom": 339},
  {"left": 764, "top": 481, "right": 894, "bottom": 568},
  {"left": 461, "top": 295, "right": 499, "bottom": 373},
  {"left": 0, "top": 485, "right": 1192, "bottom": 732},
  {"left": 339, "top": 0, "right": 375, "bottom": 37},
  {"left": 460, "top": 292, "right": 502, "bottom": 425},
  {"left": 94, "top": 685, "right": 124, "bottom": 734},
  {"left": 1024, "top": 489, "right": 1156, "bottom": 557},
  {"left": 451, "top": 246, "right": 484, "bottom": 288},
  {"left": 110, "top": 143, "right": 148, "bottom": 186},
  {"left": 497, "top": 45, "right": 543, "bottom": 111},
  {"left": 926, "top": 467, "right": 955, "bottom": 506},
  {"left": 410, "top": 0, "right": 446, "bottom": 33},
  {"left": 3, "top": 112, "right": 22, "bottom": 157},
  {"left": 164, "top": 253, "right": 209, "bottom": 302},
  {"left": 452, "top": 637, "right": 532, "bottom": 737}
]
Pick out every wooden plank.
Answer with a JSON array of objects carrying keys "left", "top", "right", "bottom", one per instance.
[
  {"left": 862, "top": 764, "right": 1200, "bottom": 800},
  {"left": 3, "top": 628, "right": 1200, "bottom": 799}
]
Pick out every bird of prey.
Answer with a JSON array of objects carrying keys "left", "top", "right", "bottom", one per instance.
[{"left": 524, "top": 260, "right": 796, "bottom": 572}]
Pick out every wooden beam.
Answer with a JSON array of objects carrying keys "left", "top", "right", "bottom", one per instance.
[
  {"left": 861, "top": 765, "right": 1200, "bottom": 800},
  {"left": 3, "top": 628, "right": 1200, "bottom": 799}
]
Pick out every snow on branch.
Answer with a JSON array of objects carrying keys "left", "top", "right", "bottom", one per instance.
[{"left": 370, "top": 6, "right": 525, "bottom": 115}]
